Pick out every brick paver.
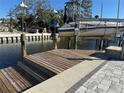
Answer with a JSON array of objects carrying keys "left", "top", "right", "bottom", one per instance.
[{"left": 74, "top": 61, "right": 124, "bottom": 93}]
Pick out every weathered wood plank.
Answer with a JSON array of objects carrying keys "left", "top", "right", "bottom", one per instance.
[
  {"left": 0, "top": 79, "right": 10, "bottom": 93},
  {"left": 48, "top": 49, "right": 83, "bottom": 59},
  {"left": 9, "top": 67, "right": 31, "bottom": 88},
  {"left": 6, "top": 67, "right": 31, "bottom": 89},
  {"left": 18, "top": 62, "right": 46, "bottom": 82},
  {"left": 25, "top": 55, "right": 62, "bottom": 74},
  {"left": 24, "top": 49, "right": 96, "bottom": 77},
  {"left": 1, "top": 69, "right": 21, "bottom": 91},
  {"left": 48, "top": 49, "right": 95, "bottom": 62},
  {"left": 0, "top": 66, "right": 35, "bottom": 93},
  {"left": 31, "top": 55, "right": 65, "bottom": 72},
  {"left": 13, "top": 66, "right": 40, "bottom": 85},
  {"left": 4, "top": 68, "right": 26, "bottom": 90},
  {"left": 0, "top": 88, "right": 3, "bottom": 93},
  {"left": 0, "top": 71, "right": 17, "bottom": 93},
  {"left": 24, "top": 58, "right": 56, "bottom": 77},
  {"left": 34, "top": 52, "right": 74, "bottom": 70}
]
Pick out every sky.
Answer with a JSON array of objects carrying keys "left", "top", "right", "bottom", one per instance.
[{"left": 0, "top": 0, "right": 124, "bottom": 18}]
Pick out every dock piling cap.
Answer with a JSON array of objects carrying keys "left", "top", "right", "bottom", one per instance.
[{"left": 74, "top": 28, "right": 80, "bottom": 36}]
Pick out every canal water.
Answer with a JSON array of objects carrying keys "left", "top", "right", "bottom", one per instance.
[{"left": 0, "top": 39, "right": 97, "bottom": 69}]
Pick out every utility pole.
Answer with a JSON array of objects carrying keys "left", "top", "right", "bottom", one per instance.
[
  {"left": 64, "top": 5, "right": 67, "bottom": 23},
  {"left": 115, "top": 0, "right": 120, "bottom": 38},
  {"left": 117, "top": 0, "right": 120, "bottom": 21},
  {"left": 100, "top": 3, "right": 103, "bottom": 18}
]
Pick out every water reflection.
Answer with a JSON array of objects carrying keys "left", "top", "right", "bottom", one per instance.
[
  {"left": 0, "top": 39, "right": 97, "bottom": 69},
  {"left": 59, "top": 37, "right": 96, "bottom": 50},
  {"left": 27, "top": 40, "right": 54, "bottom": 54},
  {"left": 0, "top": 40, "right": 54, "bottom": 69},
  {"left": 0, "top": 43, "right": 21, "bottom": 68}
]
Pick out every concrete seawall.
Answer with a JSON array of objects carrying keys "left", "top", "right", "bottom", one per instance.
[{"left": 0, "top": 33, "right": 59, "bottom": 44}]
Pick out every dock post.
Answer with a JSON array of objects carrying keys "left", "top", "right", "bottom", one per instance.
[
  {"left": 41, "top": 33, "right": 43, "bottom": 40},
  {"left": 52, "top": 27, "right": 58, "bottom": 49},
  {"left": 74, "top": 25, "right": 80, "bottom": 50},
  {"left": 68, "top": 37, "right": 71, "bottom": 49},
  {"left": 53, "top": 38, "right": 57, "bottom": 49},
  {"left": 21, "top": 34, "right": 27, "bottom": 59},
  {"left": 96, "top": 39, "right": 99, "bottom": 49},
  {"left": 53, "top": 30, "right": 58, "bottom": 49},
  {"left": 99, "top": 39, "right": 104, "bottom": 50},
  {"left": 101, "top": 39, "right": 104, "bottom": 50},
  {"left": 121, "top": 40, "right": 124, "bottom": 60},
  {"left": 50, "top": 19, "right": 58, "bottom": 49},
  {"left": 74, "top": 35, "right": 78, "bottom": 49}
]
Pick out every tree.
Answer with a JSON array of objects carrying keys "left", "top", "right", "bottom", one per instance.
[
  {"left": 8, "top": 0, "right": 53, "bottom": 31},
  {"left": 22, "top": 0, "right": 51, "bottom": 15},
  {"left": 65, "top": 0, "right": 92, "bottom": 22},
  {"left": 82, "top": 0, "right": 92, "bottom": 18},
  {"left": 8, "top": 0, "right": 66, "bottom": 32},
  {"left": 7, "top": 8, "right": 17, "bottom": 32},
  {"left": 65, "top": 0, "right": 81, "bottom": 22},
  {"left": 35, "top": 8, "right": 53, "bottom": 27},
  {"left": 57, "top": 9, "right": 64, "bottom": 25}
]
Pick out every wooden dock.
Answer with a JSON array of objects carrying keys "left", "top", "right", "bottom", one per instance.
[
  {"left": 0, "top": 66, "right": 35, "bottom": 93},
  {"left": 24, "top": 49, "right": 96, "bottom": 75},
  {"left": 0, "top": 49, "right": 96, "bottom": 93},
  {"left": 0, "top": 62, "right": 50, "bottom": 93}
]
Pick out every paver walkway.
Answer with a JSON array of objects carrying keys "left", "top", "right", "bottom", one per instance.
[{"left": 74, "top": 61, "right": 124, "bottom": 93}]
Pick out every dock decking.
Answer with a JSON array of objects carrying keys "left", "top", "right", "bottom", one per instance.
[
  {"left": 0, "top": 66, "right": 35, "bottom": 93},
  {"left": 0, "top": 49, "right": 97, "bottom": 93},
  {"left": 24, "top": 49, "right": 96, "bottom": 75}
]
